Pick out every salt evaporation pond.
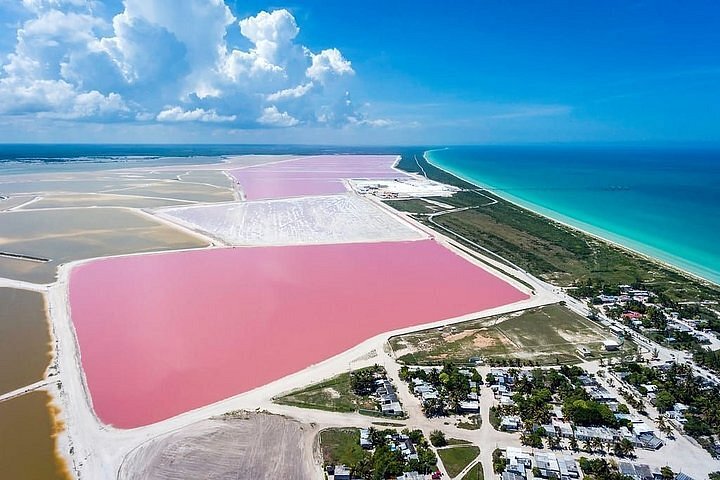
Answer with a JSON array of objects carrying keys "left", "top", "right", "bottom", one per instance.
[
  {"left": 69, "top": 239, "right": 527, "bottom": 428},
  {"left": 230, "top": 154, "right": 407, "bottom": 200}
]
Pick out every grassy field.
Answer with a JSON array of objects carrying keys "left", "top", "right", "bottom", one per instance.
[
  {"left": 437, "top": 446, "right": 480, "bottom": 477},
  {"left": 318, "top": 428, "right": 361, "bottom": 466},
  {"left": 462, "top": 462, "right": 484, "bottom": 480},
  {"left": 447, "top": 438, "right": 472, "bottom": 445},
  {"left": 274, "top": 368, "right": 378, "bottom": 413},
  {"left": 389, "top": 152, "right": 720, "bottom": 304},
  {"left": 390, "top": 304, "right": 636, "bottom": 366}
]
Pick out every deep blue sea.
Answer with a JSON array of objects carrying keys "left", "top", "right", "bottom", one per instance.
[{"left": 427, "top": 146, "right": 720, "bottom": 285}]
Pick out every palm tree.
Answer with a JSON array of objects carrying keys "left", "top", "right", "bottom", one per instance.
[
  {"left": 352, "top": 454, "right": 373, "bottom": 479},
  {"left": 613, "top": 438, "right": 635, "bottom": 457},
  {"left": 569, "top": 435, "right": 579, "bottom": 452},
  {"left": 661, "top": 466, "right": 674, "bottom": 480},
  {"left": 656, "top": 415, "right": 672, "bottom": 436},
  {"left": 592, "top": 437, "right": 605, "bottom": 453}
]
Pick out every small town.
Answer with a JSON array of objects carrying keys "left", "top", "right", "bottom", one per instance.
[{"left": 306, "top": 279, "right": 720, "bottom": 480}]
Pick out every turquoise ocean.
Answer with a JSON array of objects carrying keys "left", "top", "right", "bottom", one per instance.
[{"left": 426, "top": 146, "right": 720, "bottom": 285}]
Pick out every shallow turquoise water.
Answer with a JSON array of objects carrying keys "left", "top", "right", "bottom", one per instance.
[{"left": 427, "top": 146, "right": 720, "bottom": 284}]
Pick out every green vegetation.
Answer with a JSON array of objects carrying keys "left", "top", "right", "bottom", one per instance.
[
  {"left": 493, "top": 366, "right": 630, "bottom": 435},
  {"left": 457, "top": 414, "right": 482, "bottom": 430},
  {"left": 462, "top": 462, "right": 484, "bottom": 480},
  {"left": 615, "top": 361, "right": 720, "bottom": 456},
  {"left": 399, "top": 362, "right": 479, "bottom": 417},
  {"left": 489, "top": 406, "right": 502, "bottom": 430},
  {"left": 274, "top": 365, "right": 384, "bottom": 413},
  {"left": 492, "top": 448, "right": 507, "bottom": 474},
  {"left": 577, "top": 458, "right": 628, "bottom": 480},
  {"left": 319, "top": 428, "right": 363, "bottom": 466},
  {"left": 320, "top": 427, "right": 437, "bottom": 479},
  {"left": 429, "top": 430, "right": 447, "bottom": 447},
  {"left": 447, "top": 438, "right": 472, "bottom": 446},
  {"left": 391, "top": 305, "right": 634, "bottom": 366},
  {"left": 390, "top": 151, "right": 720, "bottom": 305},
  {"left": 437, "top": 445, "right": 480, "bottom": 478}
]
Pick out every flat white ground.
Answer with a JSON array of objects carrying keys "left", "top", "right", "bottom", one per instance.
[
  {"left": 156, "top": 193, "right": 427, "bottom": 246},
  {"left": 349, "top": 177, "right": 460, "bottom": 197}
]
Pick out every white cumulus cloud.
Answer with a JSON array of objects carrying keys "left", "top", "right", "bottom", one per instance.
[
  {"left": 0, "top": 1, "right": 387, "bottom": 129},
  {"left": 156, "top": 106, "right": 236, "bottom": 123},
  {"left": 266, "top": 82, "right": 314, "bottom": 102},
  {"left": 306, "top": 48, "right": 354, "bottom": 84},
  {"left": 257, "top": 105, "right": 299, "bottom": 127}
]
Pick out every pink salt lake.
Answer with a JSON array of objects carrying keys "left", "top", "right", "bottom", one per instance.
[{"left": 69, "top": 240, "right": 528, "bottom": 428}]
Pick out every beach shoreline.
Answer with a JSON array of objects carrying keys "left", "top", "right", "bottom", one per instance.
[{"left": 423, "top": 149, "right": 720, "bottom": 290}]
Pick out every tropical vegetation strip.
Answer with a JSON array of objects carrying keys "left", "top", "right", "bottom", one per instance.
[
  {"left": 436, "top": 445, "right": 480, "bottom": 478},
  {"left": 392, "top": 152, "right": 720, "bottom": 310}
]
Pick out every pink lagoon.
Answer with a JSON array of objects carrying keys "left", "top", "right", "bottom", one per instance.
[{"left": 69, "top": 239, "right": 528, "bottom": 428}]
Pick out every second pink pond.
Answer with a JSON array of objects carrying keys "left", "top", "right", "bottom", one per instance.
[{"left": 230, "top": 154, "right": 407, "bottom": 200}]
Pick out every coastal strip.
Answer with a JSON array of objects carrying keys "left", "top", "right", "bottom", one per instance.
[{"left": 422, "top": 150, "right": 720, "bottom": 290}]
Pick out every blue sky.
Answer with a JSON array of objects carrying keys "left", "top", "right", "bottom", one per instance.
[{"left": 0, "top": 0, "right": 718, "bottom": 144}]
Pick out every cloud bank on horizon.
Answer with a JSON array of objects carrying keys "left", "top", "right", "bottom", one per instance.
[{"left": 0, "top": 0, "right": 383, "bottom": 133}]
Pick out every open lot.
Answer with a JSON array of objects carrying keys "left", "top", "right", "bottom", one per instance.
[
  {"left": 391, "top": 304, "right": 634, "bottom": 365},
  {"left": 0, "top": 207, "right": 209, "bottom": 283},
  {"left": 119, "top": 412, "right": 316, "bottom": 480},
  {"left": 0, "top": 288, "right": 51, "bottom": 395},
  {"left": 0, "top": 391, "right": 70, "bottom": 480},
  {"left": 69, "top": 239, "right": 527, "bottom": 428},
  {"left": 274, "top": 367, "right": 379, "bottom": 413},
  {"left": 158, "top": 194, "right": 425, "bottom": 246}
]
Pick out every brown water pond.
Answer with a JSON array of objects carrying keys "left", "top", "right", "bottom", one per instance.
[
  {"left": 0, "top": 390, "right": 71, "bottom": 480},
  {"left": 0, "top": 288, "right": 51, "bottom": 395}
]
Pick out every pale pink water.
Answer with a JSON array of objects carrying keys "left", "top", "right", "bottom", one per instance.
[
  {"left": 69, "top": 240, "right": 527, "bottom": 428},
  {"left": 230, "top": 155, "right": 407, "bottom": 200}
]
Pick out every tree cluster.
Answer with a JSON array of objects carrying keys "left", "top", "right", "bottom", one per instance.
[
  {"left": 338, "top": 428, "right": 437, "bottom": 480},
  {"left": 350, "top": 365, "right": 385, "bottom": 396}
]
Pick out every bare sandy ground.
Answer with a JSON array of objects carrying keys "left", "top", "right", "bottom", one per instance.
[
  {"left": 155, "top": 193, "right": 427, "bottom": 246},
  {"left": 118, "top": 412, "right": 317, "bottom": 480}
]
